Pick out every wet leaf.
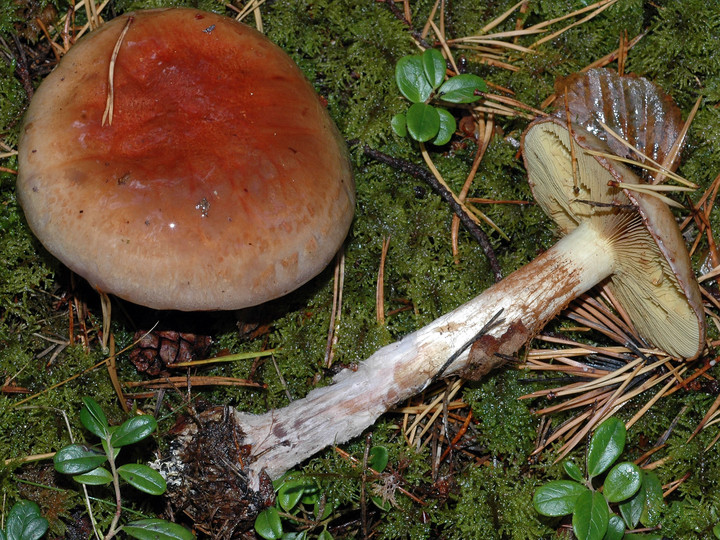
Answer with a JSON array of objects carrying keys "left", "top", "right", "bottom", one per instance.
[
  {"left": 437, "top": 74, "right": 486, "bottom": 103},
  {"left": 422, "top": 48, "right": 446, "bottom": 90},
  {"left": 79, "top": 397, "right": 109, "bottom": 438},
  {"left": 406, "top": 103, "right": 440, "bottom": 142},
  {"left": 604, "top": 462, "right": 641, "bottom": 502},
  {"left": 53, "top": 444, "right": 107, "bottom": 475},
  {"left": 533, "top": 480, "right": 588, "bottom": 516},
  {"left": 111, "top": 415, "right": 157, "bottom": 447},
  {"left": 587, "top": 417, "right": 625, "bottom": 478},
  {"left": 254, "top": 507, "right": 283, "bottom": 540},
  {"left": 395, "top": 55, "right": 432, "bottom": 103},
  {"left": 391, "top": 114, "right": 407, "bottom": 137},
  {"left": 434, "top": 108, "right": 456, "bottom": 145},
  {"left": 122, "top": 519, "right": 194, "bottom": 540},
  {"left": 117, "top": 463, "right": 167, "bottom": 495},
  {"left": 572, "top": 490, "right": 609, "bottom": 540},
  {"left": 73, "top": 466, "right": 113, "bottom": 486}
]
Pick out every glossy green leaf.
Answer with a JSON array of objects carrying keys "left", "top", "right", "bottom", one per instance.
[
  {"left": 318, "top": 530, "right": 334, "bottom": 540},
  {"left": 572, "top": 490, "right": 609, "bottom": 540},
  {"left": 564, "top": 460, "right": 585, "bottom": 483},
  {"left": 277, "top": 478, "right": 317, "bottom": 512},
  {"left": 73, "top": 466, "right": 113, "bottom": 485},
  {"left": 405, "top": 103, "right": 440, "bottom": 142},
  {"left": 111, "top": 415, "right": 157, "bottom": 448},
  {"left": 533, "top": 480, "right": 589, "bottom": 516},
  {"left": 80, "top": 397, "right": 110, "bottom": 438},
  {"left": 437, "top": 74, "right": 487, "bottom": 103},
  {"left": 587, "top": 417, "right": 625, "bottom": 478},
  {"left": 640, "top": 471, "right": 664, "bottom": 527},
  {"left": 422, "top": 48, "right": 446, "bottom": 89},
  {"left": 603, "top": 514, "right": 625, "bottom": 540},
  {"left": 122, "top": 519, "right": 194, "bottom": 540},
  {"left": 395, "top": 55, "right": 433, "bottom": 103},
  {"left": 433, "top": 108, "right": 456, "bottom": 145},
  {"left": 5, "top": 500, "right": 49, "bottom": 540},
  {"left": 603, "top": 462, "right": 641, "bottom": 502},
  {"left": 368, "top": 446, "right": 389, "bottom": 472},
  {"left": 53, "top": 444, "right": 107, "bottom": 475},
  {"left": 391, "top": 114, "right": 407, "bottom": 137},
  {"left": 713, "top": 522, "right": 720, "bottom": 538},
  {"left": 618, "top": 485, "right": 644, "bottom": 530},
  {"left": 254, "top": 507, "right": 283, "bottom": 540},
  {"left": 117, "top": 463, "right": 167, "bottom": 495}
]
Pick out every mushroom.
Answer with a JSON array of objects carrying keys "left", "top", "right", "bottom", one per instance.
[
  {"left": 161, "top": 70, "right": 705, "bottom": 531},
  {"left": 17, "top": 8, "right": 354, "bottom": 312}
]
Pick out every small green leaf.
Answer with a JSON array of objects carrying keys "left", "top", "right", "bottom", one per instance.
[
  {"left": 122, "top": 519, "right": 194, "bottom": 540},
  {"left": 277, "top": 478, "right": 317, "bottom": 512},
  {"left": 437, "top": 74, "right": 487, "bottom": 103},
  {"left": 422, "top": 48, "right": 446, "bottom": 89},
  {"left": 391, "top": 114, "right": 407, "bottom": 137},
  {"left": 117, "top": 464, "right": 167, "bottom": 495},
  {"left": 254, "top": 507, "right": 283, "bottom": 540},
  {"left": 713, "top": 522, "right": 720, "bottom": 539},
  {"left": 368, "top": 446, "right": 389, "bottom": 473},
  {"left": 53, "top": 444, "right": 107, "bottom": 475},
  {"left": 395, "top": 55, "right": 433, "bottom": 103},
  {"left": 80, "top": 397, "right": 110, "bottom": 438},
  {"left": 73, "top": 466, "right": 113, "bottom": 485},
  {"left": 405, "top": 103, "right": 440, "bottom": 142},
  {"left": 603, "top": 514, "right": 625, "bottom": 540},
  {"left": 533, "top": 480, "right": 589, "bottom": 517},
  {"left": 433, "top": 108, "right": 456, "bottom": 145},
  {"left": 587, "top": 417, "right": 625, "bottom": 478},
  {"left": 317, "top": 530, "right": 334, "bottom": 540},
  {"left": 6, "top": 500, "right": 49, "bottom": 540},
  {"left": 639, "top": 471, "right": 664, "bottom": 527},
  {"left": 564, "top": 460, "right": 585, "bottom": 483},
  {"left": 111, "top": 415, "right": 157, "bottom": 447},
  {"left": 371, "top": 495, "right": 392, "bottom": 512},
  {"left": 603, "top": 462, "right": 641, "bottom": 502},
  {"left": 618, "top": 485, "right": 644, "bottom": 529},
  {"left": 572, "top": 490, "right": 609, "bottom": 540}
]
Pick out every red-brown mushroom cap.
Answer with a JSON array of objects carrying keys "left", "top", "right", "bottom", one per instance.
[{"left": 17, "top": 8, "right": 355, "bottom": 311}]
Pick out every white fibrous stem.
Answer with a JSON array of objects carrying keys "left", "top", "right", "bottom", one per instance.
[{"left": 175, "top": 221, "right": 615, "bottom": 487}]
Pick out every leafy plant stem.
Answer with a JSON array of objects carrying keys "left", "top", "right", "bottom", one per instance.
[{"left": 104, "top": 437, "right": 122, "bottom": 540}]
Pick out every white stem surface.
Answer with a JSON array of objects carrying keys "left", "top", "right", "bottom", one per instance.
[{"left": 197, "top": 222, "right": 615, "bottom": 483}]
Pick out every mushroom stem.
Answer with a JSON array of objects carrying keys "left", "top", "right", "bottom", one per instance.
[{"left": 167, "top": 220, "right": 615, "bottom": 487}]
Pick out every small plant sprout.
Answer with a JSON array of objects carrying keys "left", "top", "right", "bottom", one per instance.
[
  {"left": 391, "top": 48, "right": 487, "bottom": 144},
  {"left": 533, "top": 417, "right": 664, "bottom": 540},
  {"left": 253, "top": 445, "right": 389, "bottom": 539},
  {"left": 0, "top": 500, "right": 48, "bottom": 540},
  {"left": 53, "top": 398, "right": 193, "bottom": 540}
]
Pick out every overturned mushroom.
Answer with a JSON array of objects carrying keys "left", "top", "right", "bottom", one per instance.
[
  {"left": 162, "top": 70, "right": 705, "bottom": 531},
  {"left": 17, "top": 8, "right": 354, "bottom": 312}
]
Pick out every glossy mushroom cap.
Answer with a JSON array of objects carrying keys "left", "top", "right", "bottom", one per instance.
[
  {"left": 17, "top": 8, "right": 355, "bottom": 311},
  {"left": 523, "top": 118, "right": 704, "bottom": 359}
]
